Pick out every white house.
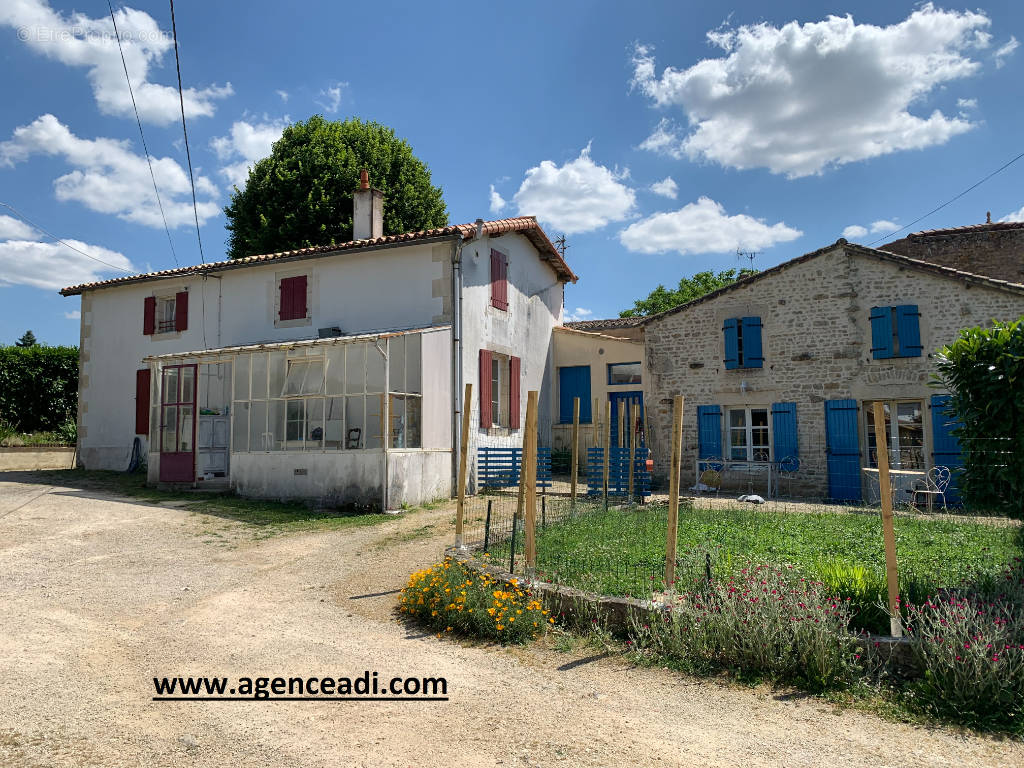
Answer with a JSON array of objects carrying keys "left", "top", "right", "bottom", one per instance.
[{"left": 61, "top": 175, "right": 576, "bottom": 509}]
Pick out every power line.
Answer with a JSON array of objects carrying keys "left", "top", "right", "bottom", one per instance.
[
  {"left": 868, "top": 149, "right": 1024, "bottom": 246},
  {"left": 0, "top": 201, "right": 135, "bottom": 274},
  {"left": 107, "top": 0, "right": 179, "bottom": 267},
  {"left": 168, "top": 0, "right": 206, "bottom": 265}
]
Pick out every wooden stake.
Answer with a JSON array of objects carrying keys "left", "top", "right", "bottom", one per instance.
[
  {"left": 602, "top": 401, "right": 612, "bottom": 508},
  {"left": 524, "top": 391, "right": 539, "bottom": 574},
  {"left": 593, "top": 397, "right": 600, "bottom": 446},
  {"left": 628, "top": 408, "right": 636, "bottom": 503},
  {"left": 455, "top": 382, "right": 472, "bottom": 548},
  {"left": 872, "top": 401, "right": 902, "bottom": 637},
  {"left": 664, "top": 396, "right": 684, "bottom": 592},
  {"left": 618, "top": 400, "right": 626, "bottom": 450},
  {"left": 570, "top": 397, "right": 580, "bottom": 505}
]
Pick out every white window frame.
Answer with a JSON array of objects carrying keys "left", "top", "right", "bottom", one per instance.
[
  {"left": 726, "top": 406, "right": 772, "bottom": 463},
  {"left": 488, "top": 352, "right": 510, "bottom": 429},
  {"left": 864, "top": 399, "right": 925, "bottom": 470},
  {"left": 156, "top": 295, "right": 177, "bottom": 334}
]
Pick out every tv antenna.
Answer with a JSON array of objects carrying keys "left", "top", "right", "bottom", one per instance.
[
  {"left": 736, "top": 248, "right": 758, "bottom": 270},
  {"left": 554, "top": 234, "right": 570, "bottom": 258}
]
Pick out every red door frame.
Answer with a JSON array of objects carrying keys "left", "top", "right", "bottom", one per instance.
[{"left": 159, "top": 363, "right": 197, "bottom": 483}]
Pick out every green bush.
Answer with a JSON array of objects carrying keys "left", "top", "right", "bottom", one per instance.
[
  {"left": 0, "top": 345, "right": 79, "bottom": 432},
  {"left": 629, "top": 564, "right": 862, "bottom": 692},
  {"left": 935, "top": 319, "right": 1024, "bottom": 516}
]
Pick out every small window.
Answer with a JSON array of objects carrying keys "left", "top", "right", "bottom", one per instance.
[
  {"left": 156, "top": 296, "right": 176, "bottom": 333},
  {"left": 282, "top": 358, "right": 324, "bottom": 397},
  {"left": 490, "top": 250, "right": 508, "bottom": 311},
  {"left": 278, "top": 275, "right": 308, "bottom": 322},
  {"left": 870, "top": 305, "right": 922, "bottom": 359},
  {"left": 727, "top": 407, "right": 770, "bottom": 462},
  {"left": 607, "top": 362, "right": 642, "bottom": 385},
  {"left": 723, "top": 317, "right": 763, "bottom": 369},
  {"left": 865, "top": 400, "right": 924, "bottom": 469}
]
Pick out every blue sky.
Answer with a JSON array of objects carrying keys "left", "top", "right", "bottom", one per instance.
[{"left": 0, "top": 1, "right": 1022, "bottom": 346}]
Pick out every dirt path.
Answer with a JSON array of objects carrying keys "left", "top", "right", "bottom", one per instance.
[{"left": 1, "top": 472, "right": 1021, "bottom": 767}]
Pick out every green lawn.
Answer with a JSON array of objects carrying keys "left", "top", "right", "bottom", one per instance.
[
  {"left": 489, "top": 500, "right": 1024, "bottom": 633},
  {"left": 26, "top": 469, "right": 402, "bottom": 535}
]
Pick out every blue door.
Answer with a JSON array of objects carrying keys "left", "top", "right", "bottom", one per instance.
[
  {"left": 930, "top": 394, "right": 963, "bottom": 505},
  {"left": 609, "top": 391, "right": 644, "bottom": 448},
  {"left": 558, "top": 366, "right": 591, "bottom": 424},
  {"left": 825, "top": 399, "right": 862, "bottom": 502}
]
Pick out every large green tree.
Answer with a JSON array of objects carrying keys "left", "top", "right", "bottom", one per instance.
[
  {"left": 620, "top": 268, "right": 757, "bottom": 317},
  {"left": 224, "top": 116, "right": 448, "bottom": 259}
]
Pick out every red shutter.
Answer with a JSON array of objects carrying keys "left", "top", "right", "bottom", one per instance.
[
  {"left": 490, "top": 250, "right": 508, "bottom": 310},
  {"left": 479, "top": 349, "right": 492, "bottom": 428},
  {"left": 135, "top": 368, "right": 151, "bottom": 435},
  {"left": 174, "top": 291, "right": 188, "bottom": 331},
  {"left": 279, "top": 278, "right": 292, "bottom": 320},
  {"left": 279, "top": 276, "right": 307, "bottom": 321},
  {"left": 509, "top": 356, "right": 521, "bottom": 429},
  {"left": 143, "top": 296, "right": 156, "bottom": 335}
]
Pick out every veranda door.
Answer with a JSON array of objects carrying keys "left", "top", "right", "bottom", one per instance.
[{"left": 159, "top": 364, "right": 197, "bottom": 482}]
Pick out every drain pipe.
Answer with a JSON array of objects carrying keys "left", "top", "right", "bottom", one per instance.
[{"left": 451, "top": 231, "right": 468, "bottom": 492}]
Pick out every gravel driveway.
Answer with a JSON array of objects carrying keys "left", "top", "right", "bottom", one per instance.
[{"left": 1, "top": 471, "right": 1021, "bottom": 767}]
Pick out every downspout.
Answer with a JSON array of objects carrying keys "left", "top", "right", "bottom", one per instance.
[
  {"left": 375, "top": 336, "right": 389, "bottom": 511},
  {"left": 451, "top": 233, "right": 466, "bottom": 493}
]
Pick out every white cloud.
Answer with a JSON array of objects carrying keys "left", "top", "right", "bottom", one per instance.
[
  {"left": 316, "top": 82, "right": 347, "bottom": 113},
  {"left": 842, "top": 219, "right": 899, "bottom": 239},
  {"left": 513, "top": 144, "right": 636, "bottom": 234},
  {"left": 0, "top": 0, "right": 231, "bottom": 125},
  {"left": 632, "top": 5, "right": 991, "bottom": 177},
  {"left": 995, "top": 36, "right": 1019, "bottom": 68},
  {"left": 0, "top": 114, "right": 220, "bottom": 228},
  {"left": 842, "top": 224, "right": 868, "bottom": 239},
  {"left": 565, "top": 307, "right": 594, "bottom": 322},
  {"left": 0, "top": 214, "right": 36, "bottom": 240},
  {"left": 0, "top": 239, "right": 134, "bottom": 291},
  {"left": 957, "top": 98, "right": 978, "bottom": 109},
  {"left": 276, "top": 89, "right": 289, "bottom": 103},
  {"left": 619, "top": 197, "right": 802, "bottom": 256},
  {"left": 649, "top": 176, "right": 678, "bottom": 199},
  {"left": 999, "top": 205, "right": 1024, "bottom": 223},
  {"left": 488, "top": 184, "right": 506, "bottom": 215},
  {"left": 64, "top": 310, "right": 80, "bottom": 319},
  {"left": 210, "top": 118, "right": 288, "bottom": 188},
  {"left": 870, "top": 219, "right": 898, "bottom": 233}
]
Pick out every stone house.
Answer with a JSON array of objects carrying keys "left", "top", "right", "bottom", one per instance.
[
  {"left": 641, "top": 239, "right": 1024, "bottom": 504},
  {"left": 60, "top": 174, "right": 576, "bottom": 509},
  {"left": 882, "top": 219, "right": 1024, "bottom": 285}
]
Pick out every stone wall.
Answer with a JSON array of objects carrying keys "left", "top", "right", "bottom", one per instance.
[
  {"left": 642, "top": 244, "right": 1024, "bottom": 497},
  {"left": 882, "top": 224, "right": 1024, "bottom": 285}
]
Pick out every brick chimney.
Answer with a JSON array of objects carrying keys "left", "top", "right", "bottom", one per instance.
[{"left": 352, "top": 168, "right": 383, "bottom": 241}]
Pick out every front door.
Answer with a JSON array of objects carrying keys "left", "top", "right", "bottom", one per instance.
[
  {"left": 159, "top": 364, "right": 197, "bottom": 483},
  {"left": 609, "top": 391, "right": 644, "bottom": 449}
]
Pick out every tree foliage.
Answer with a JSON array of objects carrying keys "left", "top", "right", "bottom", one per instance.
[
  {"left": 16, "top": 330, "right": 37, "bottom": 347},
  {"left": 0, "top": 344, "right": 79, "bottom": 432},
  {"left": 224, "top": 116, "right": 448, "bottom": 259},
  {"left": 934, "top": 319, "right": 1024, "bottom": 516},
  {"left": 620, "top": 269, "right": 757, "bottom": 317}
]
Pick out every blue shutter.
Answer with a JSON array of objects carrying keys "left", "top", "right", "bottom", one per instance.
[
  {"left": 895, "top": 305, "right": 922, "bottom": 357},
  {"left": 930, "top": 394, "right": 963, "bottom": 505},
  {"left": 697, "top": 405, "right": 722, "bottom": 459},
  {"left": 723, "top": 319, "right": 739, "bottom": 369},
  {"left": 869, "top": 307, "right": 893, "bottom": 359},
  {"left": 771, "top": 402, "right": 798, "bottom": 470},
  {"left": 558, "top": 366, "right": 591, "bottom": 424},
  {"left": 742, "top": 316, "right": 763, "bottom": 368},
  {"left": 824, "top": 399, "right": 862, "bottom": 502}
]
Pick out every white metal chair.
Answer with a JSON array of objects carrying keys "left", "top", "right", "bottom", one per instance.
[{"left": 913, "top": 466, "right": 951, "bottom": 512}]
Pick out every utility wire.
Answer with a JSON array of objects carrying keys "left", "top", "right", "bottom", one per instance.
[
  {"left": 0, "top": 201, "right": 135, "bottom": 274},
  {"left": 868, "top": 149, "right": 1024, "bottom": 246},
  {"left": 107, "top": 0, "right": 178, "bottom": 267},
  {"left": 168, "top": 0, "right": 206, "bottom": 264}
]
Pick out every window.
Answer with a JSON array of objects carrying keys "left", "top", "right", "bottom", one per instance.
[
  {"left": 870, "top": 305, "right": 922, "bottom": 359},
  {"left": 479, "top": 350, "right": 520, "bottom": 430},
  {"left": 727, "top": 407, "right": 770, "bottom": 462},
  {"left": 157, "top": 297, "right": 176, "bottom": 333},
  {"left": 490, "top": 249, "right": 508, "bottom": 311},
  {"left": 558, "top": 366, "right": 592, "bottom": 424},
  {"left": 388, "top": 334, "right": 423, "bottom": 448},
  {"left": 865, "top": 400, "right": 924, "bottom": 469},
  {"left": 278, "top": 275, "right": 308, "bottom": 322},
  {"left": 144, "top": 291, "right": 188, "bottom": 335},
  {"left": 723, "top": 317, "right": 763, "bottom": 369},
  {"left": 607, "top": 362, "right": 642, "bottom": 385}
]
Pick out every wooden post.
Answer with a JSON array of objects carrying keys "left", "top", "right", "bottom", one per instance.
[
  {"left": 524, "top": 391, "right": 539, "bottom": 574},
  {"left": 872, "top": 401, "right": 902, "bottom": 637},
  {"left": 602, "top": 401, "right": 612, "bottom": 509},
  {"left": 664, "top": 396, "right": 684, "bottom": 592},
  {"left": 593, "top": 397, "right": 601, "bottom": 447},
  {"left": 455, "top": 382, "right": 472, "bottom": 549},
  {"left": 628, "top": 408, "right": 636, "bottom": 503},
  {"left": 570, "top": 397, "right": 580, "bottom": 505},
  {"left": 618, "top": 400, "right": 626, "bottom": 451}
]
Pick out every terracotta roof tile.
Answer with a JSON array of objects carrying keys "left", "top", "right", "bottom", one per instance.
[
  {"left": 60, "top": 216, "right": 576, "bottom": 296},
  {"left": 902, "top": 220, "right": 1024, "bottom": 238},
  {"left": 563, "top": 317, "right": 645, "bottom": 331}
]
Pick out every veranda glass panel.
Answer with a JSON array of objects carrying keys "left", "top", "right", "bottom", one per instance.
[
  {"left": 233, "top": 355, "right": 250, "bottom": 401},
  {"left": 325, "top": 347, "right": 345, "bottom": 395},
  {"left": 251, "top": 353, "right": 268, "bottom": 400},
  {"left": 249, "top": 401, "right": 267, "bottom": 451},
  {"left": 232, "top": 402, "right": 249, "bottom": 453}
]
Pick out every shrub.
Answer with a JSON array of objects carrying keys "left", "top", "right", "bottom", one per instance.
[
  {"left": 629, "top": 564, "right": 862, "bottom": 692},
  {"left": 0, "top": 344, "right": 79, "bottom": 432},
  {"left": 902, "top": 559, "right": 1024, "bottom": 732},
  {"left": 399, "top": 557, "right": 552, "bottom": 644}
]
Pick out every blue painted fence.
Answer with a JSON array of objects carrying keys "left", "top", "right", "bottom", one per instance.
[
  {"left": 585, "top": 446, "right": 651, "bottom": 499},
  {"left": 478, "top": 446, "right": 552, "bottom": 490}
]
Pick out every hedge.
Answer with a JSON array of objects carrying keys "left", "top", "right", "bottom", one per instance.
[{"left": 0, "top": 345, "right": 79, "bottom": 432}]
